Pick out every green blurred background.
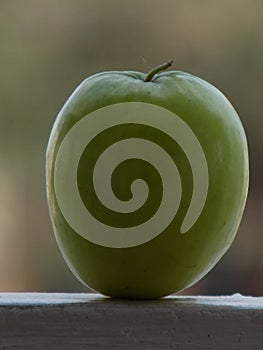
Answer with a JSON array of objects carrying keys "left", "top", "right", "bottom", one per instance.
[{"left": 0, "top": 0, "right": 262, "bottom": 295}]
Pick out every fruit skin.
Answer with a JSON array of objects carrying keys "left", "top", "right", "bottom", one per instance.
[{"left": 46, "top": 69, "right": 249, "bottom": 299}]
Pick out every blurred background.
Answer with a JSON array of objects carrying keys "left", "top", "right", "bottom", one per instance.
[{"left": 0, "top": 0, "right": 262, "bottom": 295}]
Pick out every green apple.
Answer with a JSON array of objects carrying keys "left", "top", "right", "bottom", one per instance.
[{"left": 46, "top": 61, "right": 249, "bottom": 299}]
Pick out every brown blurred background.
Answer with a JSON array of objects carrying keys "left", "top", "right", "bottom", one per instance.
[{"left": 0, "top": 0, "right": 262, "bottom": 295}]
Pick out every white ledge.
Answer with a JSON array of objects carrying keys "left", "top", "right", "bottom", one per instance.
[{"left": 0, "top": 293, "right": 262, "bottom": 349}]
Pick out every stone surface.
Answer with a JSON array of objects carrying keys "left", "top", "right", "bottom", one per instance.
[{"left": 0, "top": 293, "right": 262, "bottom": 349}]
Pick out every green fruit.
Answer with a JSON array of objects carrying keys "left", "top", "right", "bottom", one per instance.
[{"left": 46, "top": 61, "right": 249, "bottom": 299}]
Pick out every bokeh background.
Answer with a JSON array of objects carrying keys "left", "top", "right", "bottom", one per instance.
[{"left": 0, "top": 0, "right": 262, "bottom": 295}]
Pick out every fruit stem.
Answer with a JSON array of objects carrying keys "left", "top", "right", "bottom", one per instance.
[{"left": 144, "top": 60, "right": 173, "bottom": 82}]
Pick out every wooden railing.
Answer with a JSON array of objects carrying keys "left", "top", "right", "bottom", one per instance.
[{"left": 0, "top": 293, "right": 262, "bottom": 349}]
